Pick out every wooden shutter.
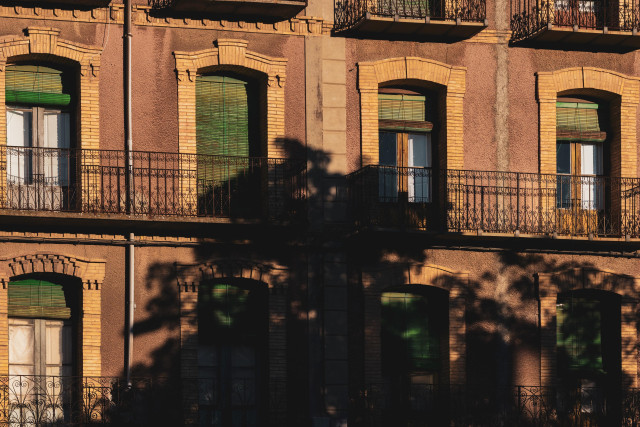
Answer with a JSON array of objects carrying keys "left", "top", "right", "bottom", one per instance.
[
  {"left": 556, "top": 102, "right": 606, "bottom": 142},
  {"left": 557, "top": 296, "right": 603, "bottom": 373},
  {"left": 379, "top": 94, "right": 433, "bottom": 132},
  {"left": 381, "top": 292, "right": 440, "bottom": 374},
  {"left": 8, "top": 279, "right": 71, "bottom": 319},
  {"left": 5, "top": 65, "right": 71, "bottom": 107}
]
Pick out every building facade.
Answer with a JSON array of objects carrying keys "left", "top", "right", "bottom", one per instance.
[{"left": 0, "top": 0, "right": 638, "bottom": 426}]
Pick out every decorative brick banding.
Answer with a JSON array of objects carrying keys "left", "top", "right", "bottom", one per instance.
[
  {"left": 0, "top": 253, "right": 106, "bottom": 377},
  {"left": 357, "top": 57, "right": 466, "bottom": 169}
]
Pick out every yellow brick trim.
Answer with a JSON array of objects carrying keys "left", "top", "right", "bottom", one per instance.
[
  {"left": 176, "top": 259, "right": 289, "bottom": 421},
  {"left": 362, "top": 262, "right": 469, "bottom": 385},
  {"left": 174, "top": 39, "right": 287, "bottom": 158},
  {"left": 357, "top": 57, "right": 466, "bottom": 168},
  {"left": 536, "top": 67, "right": 640, "bottom": 177},
  {"left": 537, "top": 268, "right": 640, "bottom": 387},
  {"left": 0, "top": 253, "right": 106, "bottom": 377}
]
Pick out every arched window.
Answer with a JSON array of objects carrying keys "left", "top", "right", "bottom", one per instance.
[
  {"left": 377, "top": 88, "right": 435, "bottom": 204},
  {"left": 380, "top": 288, "right": 448, "bottom": 425},
  {"left": 556, "top": 97, "right": 608, "bottom": 212},
  {"left": 8, "top": 275, "right": 78, "bottom": 423},
  {"left": 556, "top": 290, "right": 621, "bottom": 420},
  {"left": 5, "top": 64, "right": 75, "bottom": 211},
  {"left": 197, "top": 281, "right": 267, "bottom": 426},
  {"left": 195, "top": 74, "right": 261, "bottom": 218}
]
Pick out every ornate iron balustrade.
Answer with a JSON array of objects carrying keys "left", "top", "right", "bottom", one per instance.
[
  {"left": 510, "top": 0, "right": 640, "bottom": 42},
  {"left": 0, "top": 147, "right": 306, "bottom": 222},
  {"left": 0, "top": 375, "right": 287, "bottom": 426},
  {"left": 347, "top": 165, "right": 438, "bottom": 230},
  {"left": 334, "top": 0, "right": 487, "bottom": 32},
  {"left": 0, "top": 375, "right": 174, "bottom": 426},
  {"left": 348, "top": 166, "right": 640, "bottom": 237},
  {"left": 352, "top": 384, "right": 640, "bottom": 426}
]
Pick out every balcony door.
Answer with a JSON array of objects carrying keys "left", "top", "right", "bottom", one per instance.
[
  {"left": 8, "top": 278, "right": 75, "bottom": 425},
  {"left": 380, "top": 288, "right": 448, "bottom": 426},
  {"left": 196, "top": 74, "right": 260, "bottom": 218},
  {"left": 556, "top": 290, "right": 621, "bottom": 423},
  {"left": 556, "top": 100, "right": 608, "bottom": 235},
  {"left": 5, "top": 65, "right": 74, "bottom": 211},
  {"left": 197, "top": 282, "right": 267, "bottom": 427},
  {"left": 379, "top": 131, "right": 432, "bottom": 202}
]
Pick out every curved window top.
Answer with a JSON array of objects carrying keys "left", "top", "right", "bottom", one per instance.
[
  {"left": 5, "top": 65, "right": 73, "bottom": 107},
  {"left": 8, "top": 278, "right": 72, "bottom": 320}
]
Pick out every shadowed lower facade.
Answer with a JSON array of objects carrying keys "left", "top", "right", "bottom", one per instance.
[{"left": 0, "top": 0, "right": 638, "bottom": 426}]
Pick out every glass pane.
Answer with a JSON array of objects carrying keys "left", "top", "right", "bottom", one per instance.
[
  {"left": 43, "top": 112, "right": 70, "bottom": 187},
  {"left": 408, "top": 134, "right": 431, "bottom": 202},
  {"left": 379, "top": 132, "right": 397, "bottom": 166},
  {"left": 557, "top": 142, "right": 571, "bottom": 174},
  {"left": 9, "top": 319, "right": 34, "bottom": 369},
  {"left": 557, "top": 175, "right": 571, "bottom": 209},
  {"left": 7, "top": 109, "right": 32, "bottom": 185}
]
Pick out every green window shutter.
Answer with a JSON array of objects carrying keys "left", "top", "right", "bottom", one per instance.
[
  {"left": 5, "top": 65, "right": 71, "bottom": 107},
  {"left": 198, "top": 283, "right": 262, "bottom": 345},
  {"left": 8, "top": 279, "right": 71, "bottom": 319},
  {"left": 196, "top": 75, "right": 250, "bottom": 157},
  {"left": 556, "top": 102, "right": 606, "bottom": 142},
  {"left": 557, "top": 296, "right": 603, "bottom": 373},
  {"left": 196, "top": 75, "right": 251, "bottom": 189},
  {"left": 381, "top": 292, "right": 440, "bottom": 374}
]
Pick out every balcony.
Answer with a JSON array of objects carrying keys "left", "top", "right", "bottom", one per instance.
[
  {"left": 510, "top": 0, "right": 640, "bottom": 47},
  {"left": 348, "top": 166, "right": 640, "bottom": 238},
  {"left": 0, "top": 147, "right": 306, "bottom": 224},
  {"left": 0, "top": 375, "right": 285, "bottom": 426},
  {"left": 334, "top": 0, "right": 487, "bottom": 39},
  {"left": 354, "top": 384, "right": 640, "bottom": 425},
  {"left": 9, "top": 0, "right": 111, "bottom": 7},
  {"left": 149, "top": 0, "right": 307, "bottom": 20}
]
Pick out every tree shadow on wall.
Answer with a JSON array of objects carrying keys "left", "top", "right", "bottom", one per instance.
[{"left": 348, "top": 240, "right": 640, "bottom": 427}]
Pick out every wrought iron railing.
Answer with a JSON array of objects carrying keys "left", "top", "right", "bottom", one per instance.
[
  {"left": 0, "top": 375, "right": 287, "bottom": 426},
  {"left": 348, "top": 165, "right": 438, "bottom": 229},
  {"left": 352, "top": 384, "right": 640, "bottom": 426},
  {"left": 0, "top": 147, "right": 306, "bottom": 222},
  {"left": 348, "top": 166, "right": 640, "bottom": 237},
  {"left": 510, "top": 0, "right": 640, "bottom": 42},
  {"left": 334, "top": 0, "right": 487, "bottom": 31}
]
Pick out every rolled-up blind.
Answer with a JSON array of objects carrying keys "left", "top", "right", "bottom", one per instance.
[
  {"left": 379, "top": 94, "right": 432, "bottom": 132},
  {"left": 556, "top": 102, "right": 606, "bottom": 142},
  {"left": 557, "top": 296, "right": 603, "bottom": 373},
  {"left": 8, "top": 279, "right": 71, "bottom": 319},
  {"left": 381, "top": 292, "right": 440, "bottom": 373},
  {"left": 5, "top": 65, "right": 71, "bottom": 107}
]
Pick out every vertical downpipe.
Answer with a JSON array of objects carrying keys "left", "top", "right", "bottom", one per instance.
[{"left": 124, "top": 0, "right": 135, "bottom": 388}]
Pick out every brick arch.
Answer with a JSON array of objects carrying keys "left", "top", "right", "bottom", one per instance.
[
  {"left": 357, "top": 57, "right": 466, "bottom": 168},
  {"left": 0, "top": 253, "right": 106, "bottom": 377},
  {"left": 175, "top": 259, "right": 289, "bottom": 424},
  {"left": 536, "top": 67, "right": 640, "bottom": 176},
  {"left": 536, "top": 267, "right": 640, "bottom": 387},
  {"left": 362, "top": 263, "right": 468, "bottom": 385},
  {"left": 0, "top": 27, "right": 102, "bottom": 150},
  {"left": 174, "top": 39, "right": 287, "bottom": 158}
]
